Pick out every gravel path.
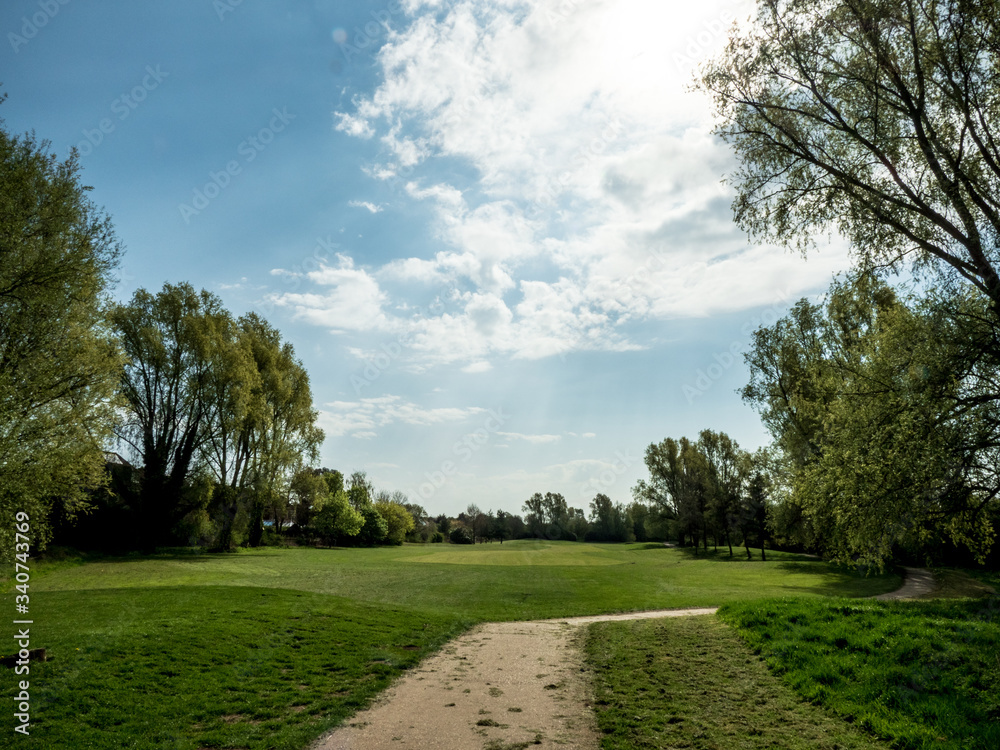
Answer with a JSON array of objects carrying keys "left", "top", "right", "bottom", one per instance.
[
  {"left": 874, "top": 566, "right": 935, "bottom": 600},
  {"left": 312, "top": 570, "right": 927, "bottom": 749},
  {"left": 311, "top": 608, "right": 717, "bottom": 750}
]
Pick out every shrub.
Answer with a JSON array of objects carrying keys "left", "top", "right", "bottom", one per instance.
[
  {"left": 431, "top": 531, "right": 445, "bottom": 543},
  {"left": 449, "top": 527, "right": 473, "bottom": 544}
]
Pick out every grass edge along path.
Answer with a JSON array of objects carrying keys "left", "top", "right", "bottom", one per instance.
[
  {"left": 5, "top": 586, "right": 469, "bottom": 750},
  {"left": 584, "top": 614, "right": 892, "bottom": 750},
  {"left": 719, "top": 597, "right": 1000, "bottom": 750}
]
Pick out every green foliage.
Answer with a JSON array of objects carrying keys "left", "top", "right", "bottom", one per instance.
[
  {"left": 312, "top": 490, "right": 363, "bottom": 546},
  {"left": 356, "top": 504, "right": 388, "bottom": 546},
  {"left": 585, "top": 615, "right": 889, "bottom": 750},
  {"left": 112, "top": 286, "right": 323, "bottom": 550},
  {"left": 744, "top": 276, "right": 1000, "bottom": 567},
  {"left": 449, "top": 526, "right": 473, "bottom": 544},
  {"left": 721, "top": 597, "right": 1000, "bottom": 749},
  {"left": 0, "top": 117, "right": 122, "bottom": 559},
  {"left": 374, "top": 500, "right": 414, "bottom": 545},
  {"left": 112, "top": 284, "right": 234, "bottom": 547},
  {"left": 430, "top": 531, "right": 445, "bottom": 543},
  {"left": 587, "top": 493, "right": 633, "bottom": 542}
]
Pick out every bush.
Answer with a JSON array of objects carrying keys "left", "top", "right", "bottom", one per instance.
[
  {"left": 449, "top": 527, "right": 473, "bottom": 544},
  {"left": 431, "top": 531, "right": 445, "bottom": 543}
]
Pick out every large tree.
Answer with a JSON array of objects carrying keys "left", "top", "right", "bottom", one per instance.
[
  {"left": 744, "top": 275, "right": 1000, "bottom": 565},
  {"left": 702, "top": 0, "right": 1000, "bottom": 306},
  {"left": 112, "top": 284, "right": 232, "bottom": 548},
  {"left": 0, "top": 116, "right": 122, "bottom": 559}
]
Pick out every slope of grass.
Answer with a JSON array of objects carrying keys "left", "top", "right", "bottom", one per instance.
[
  {"left": 584, "top": 615, "right": 891, "bottom": 749},
  {"left": 7, "top": 586, "right": 466, "bottom": 750},
  {"left": 719, "top": 597, "right": 1000, "bottom": 750},
  {"left": 22, "top": 541, "right": 901, "bottom": 621},
  {"left": 0, "top": 541, "right": 904, "bottom": 748}
]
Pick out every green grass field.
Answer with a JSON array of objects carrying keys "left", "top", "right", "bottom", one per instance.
[
  {"left": 1, "top": 541, "right": 906, "bottom": 748},
  {"left": 719, "top": 597, "right": 1000, "bottom": 750}
]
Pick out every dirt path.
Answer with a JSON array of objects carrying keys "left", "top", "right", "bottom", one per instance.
[
  {"left": 311, "top": 608, "right": 717, "bottom": 750},
  {"left": 312, "top": 571, "right": 926, "bottom": 749},
  {"left": 874, "top": 566, "right": 935, "bottom": 600}
]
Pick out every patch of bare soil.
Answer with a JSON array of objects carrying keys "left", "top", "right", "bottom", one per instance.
[{"left": 311, "top": 608, "right": 718, "bottom": 750}]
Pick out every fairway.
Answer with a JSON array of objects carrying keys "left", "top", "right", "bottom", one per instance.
[
  {"left": 29, "top": 541, "right": 901, "bottom": 621},
  {"left": 4, "top": 541, "right": 907, "bottom": 749},
  {"left": 405, "top": 538, "right": 627, "bottom": 565}
]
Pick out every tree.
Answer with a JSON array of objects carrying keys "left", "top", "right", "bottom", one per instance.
[
  {"left": 588, "top": 494, "right": 633, "bottom": 542},
  {"left": 466, "top": 503, "right": 483, "bottom": 543},
  {"left": 490, "top": 510, "right": 511, "bottom": 544},
  {"left": 0, "top": 117, "right": 122, "bottom": 559},
  {"left": 523, "top": 492, "right": 545, "bottom": 537},
  {"left": 698, "top": 430, "right": 745, "bottom": 557},
  {"left": 112, "top": 283, "right": 231, "bottom": 549},
  {"left": 356, "top": 505, "right": 388, "bottom": 546},
  {"left": 313, "top": 489, "right": 363, "bottom": 546},
  {"left": 347, "top": 471, "right": 374, "bottom": 508},
  {"left": 375, "top": 499, "right": 415, "bottom": 545},
  {"left": 744, "top": 275, "right": 1000, "bottom": 566},
  {"left": 288, "top": 467, "right": 329, "bottom": 528},
  {"left": 702, "top": 0, "right": 1000, "bottom": 309},
  {"left": 237, "top": 314, "right": 323, "bottom": 546},
  {"left": 634, "top": 437, "right": 711, "bottom": 550}
]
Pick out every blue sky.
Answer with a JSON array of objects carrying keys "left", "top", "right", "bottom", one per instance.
[{"left": 2, "top": 0, "right": 850, "bottom": 517}]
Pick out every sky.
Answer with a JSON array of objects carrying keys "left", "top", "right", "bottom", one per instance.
[{"left": 1, "top": 0, "right": 851, "bottom": 517}]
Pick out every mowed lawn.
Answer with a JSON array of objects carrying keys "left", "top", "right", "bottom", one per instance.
[
  {"left": 27, "top": 540, "right": 900, "bottom": 620},
  {"left": 3, "top": 541, "right": 902, "bottom": 749}
]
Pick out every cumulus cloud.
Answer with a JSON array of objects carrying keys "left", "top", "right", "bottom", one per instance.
[{"left": 288, "top": 0, "right": 847, "bottom": 370}]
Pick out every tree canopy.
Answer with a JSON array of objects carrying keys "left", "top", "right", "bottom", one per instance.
[
  {"left": 0, "top": 115, "right": 122, "bottom": 559},
  {"left": 702, "top": 0, "right": 1000, "bottom": 305}
]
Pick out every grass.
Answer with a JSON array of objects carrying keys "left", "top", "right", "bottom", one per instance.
[
  {"left": 1, "top": 540, "right": 904, "bottom": 748},
  {"left": 8, "top": 586, "right": 466, "bottom": 750},
  {"left": 584, "top": 615, "right": 890, "bottom": 749},
  {"left": 719, "top": 597, "right": 1000, "bottom": 749},
  {"left": 22, "top": 540, "right": 901, "bottom": 621}
]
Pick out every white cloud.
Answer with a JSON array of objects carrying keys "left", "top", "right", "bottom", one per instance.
[
  {"left": 320, "top": 395, "right": 487, "bottom": 438},
  {"left": 271, "top": 255, "right": 387, "bottom": 333},
  {"left": 462, "top": 361, "right": 492, "bottom": 373},
  {"left": 348, "top": 200, "right": 385, "bottom": 213},
  {"left": 497, "top": 432, "right": 563, "bottom": 445},
  {"left": 283, "top": 0, "right": 847, "bottom": 370}
]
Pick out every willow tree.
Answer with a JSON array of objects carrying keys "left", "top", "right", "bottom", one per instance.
[
  {"left": 744, "top": 275, "right": 1000, "bottom": 566},
  {"left": 112, "top": 284, "right": 233, "bottom": 548},
  {"left": 702, "top": 0, "right": 1000, "bottom": 304},
  {"left": 0, "top": 116, "right": 122, "bottom": 560}
]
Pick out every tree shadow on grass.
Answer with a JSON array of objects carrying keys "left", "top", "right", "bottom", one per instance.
[{"left": 669, "top": 546, "right": 827, "bottom": 565}]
